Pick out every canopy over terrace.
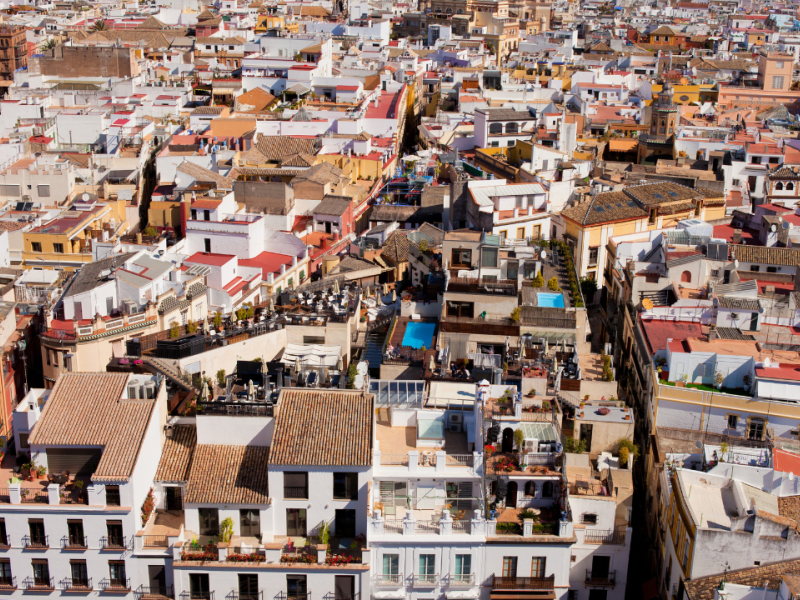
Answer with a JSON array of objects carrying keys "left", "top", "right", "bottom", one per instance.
[{"left": 281, "top": 343, "right": 342, "bottom": 369}]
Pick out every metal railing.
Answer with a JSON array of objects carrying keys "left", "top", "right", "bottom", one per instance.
[
  {"left": 225, "top": 591, "right": 262, "bottom": 600},
  {"left": 284, "top": 487, "right": 308, "bottom": 499},
  {"left": 22, "top": 577, "right": 54, "bottom": 591},
  {"left": 143, "top": 535, "right": 170, "bottom": 548},
  {"left": 20, "top": 489, "right": 49, "bottom": 503},
  {"left": 383, "top": 519, "right": 403, "bottom": 534},
  {"left": 492, "top": 576, "right": 555, "bottom": 590},
  {"left": 447, "top": 277, "right": 518, "bottom": 296},
  {"left": 179, "top": 592, "right": 215, "bottom": 600},
  {"left": 374, "top": 574, "right": 403, "bottom": 586},
  {"left": 380, "top": 454, "right": 410, "bottom": 466},
  {"left": 451, "top": 520, "right": 471, "bottom": 534},
  {"left": 449, "top": 574, "right": 475, "bottom": 587},
  {"left": 100, "top": 536, "right": 127, "bottom": 550},
  {"left": 0, "top": 576, "right": 15, "bottom": 590},
  {"left": 520, "top": 452, "right": 557, "bottom": 467},
  {"left": 0, "top": 488, "right": 9, "bottom": 503},
  {"left": 60, "top": 578, "right": 92, "bottom": 591},
  {"left": 22, "top": 535, "right": 48, "bottom": 549},
  {"left": 61, "top": 536, "right": 88, "bottom": 549},
  {"left": 445, "top": 454, "right": 472, "bottom": 467},
  {"left": 136, "top": 585, "right": 174, "bottom": 599},
  {"left": 276, "top": 593, "right": 311, "bottom": 600},
  {"left": 99, "top": 578, "right": 131, "bottom": 592},
  {"left": 415, "top": 521, "right": 440, "bottom": 534},
  {"left": 584, "top": 529, "right": 626, "bottom": 545},
  {"left": 413, "top": 574, "right": 439, "bottom": 587},
  {"left": 585, "top": 570, "right": 616, "bottom": 586}
]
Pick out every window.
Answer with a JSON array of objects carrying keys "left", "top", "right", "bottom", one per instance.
[
  {"left": 284, "top": 472, "right": 308, "bottom": 499},
  {"left": 204, "top": 210, "right": 210, "bottom": 221},
  {"left": 333, "top": 473, "right": 358, "bottom": 501},
  {"left": 750, "top": 265, "right": 760, "bottom": 272},
  {"left": 287, "top": 575, "right": 307, "bottom": 600},
  {"left": 0, "top": 520, "right": 5, "bottom": 547},
  {"left": 531, "top": 557, "right": 546, "bottom": 578},
  {"left": 542, "top": 481, "right": 554, "bottom": 498},
  {"left": 70, "top": 560, "right": 88, "bottom": 587},
  {"left": 788, "top": 182, "right": 795, "bottom": 191},
  {"left": 382, "top": 554, "right": 399, "bottom": 584},
  {"left": 199, "top": 508, "right": 219, "bottom": 536},
  {"left": 727, "top": 414, "right": 739, "bottom": 430},
  {"left": 189, "top": 574, "right": 210, "bottom": 600},
  {"left": 418, "top": 555, "right": 436, "bottom": 584},
  {"left": 286, "top": 509, "right": 307, "bottom": 537},
  {"left": 777, "top": 61, "right": 785, "bottom": 68},
  {"left": 0, "top": 559, "right": 11, "bottom": 587},
  {"left": 105, "top": 485, "right": 120, "bottom": 506},
  {"left": 454, "top": 554, "right": 471, "bottom": 584},
  {"left": 649, "top": 208, "right": 657, "bottom": 225},
  {"left": 37, "top": 185, "right": 50, "bottom": 198},
  {"left": 772, "top": 76, "right": 785, "bottom": 89},
  {"left": 507, "top": 267, "right": 518, "bottom": 280},
  {"left": 108, "top": 561, "right": 127, "bottom": 589},
  {"left": 0, "top": 184, "right": 19, "bottom": 197},
  {"left": 752, "top": 156, "right": 762, "bottom": 164},
  {"left": 53, "top": 243, "right": 64, "bottom": 253},
  {"left": 31, "top": 241, "right": 42, "bottom": 253},
  {"left": 482, "top": 247, "right": 498, "bottom": 268},
  {"left": 446, "top": 301, "right": 474, "bottom": 319},
  {"left": 767, "top": 266, "right": 777, "bottom": 273},
  {"left": 240, "top": 509, "right": 260, "bottom": 538},
  {"left": 204, "top": 238, "right": 211, "bottom": 252},
  {"left": 681, "top": 532, "right": 690, "bottom": 569},
  {"left": 32, "top": 559, "right": 50, "bottom": 588},
  {"left": 239, "top": 574, "right": 259, "bottom": 600},
  {"left": 67, "top": 520, "right": 85, "bottom": 548},
  {"left": 747, "top": 417, "right": 765, "bottom": 441},
  {"left": 502, "top": 557, "right": 517, "bottom": 578},
  {"left": 711, "top": 269, "right": 720, "bottom": 278},
  {"left": 106, "top": 521, "right": 124, "bottom": 548},
  {"left": 524, "top": 481, "right": 537, "bottom": 496},
  {"left": 28, "top": 519, "right": 46, "bottom": 547},
  {"left": 451, "top": 248, "right": 472, "bottom": 267},
  {"left": 588, "top": 246, "right": 599, "bottom": 267},
  {"left": 582, "top": 513, "right": 598, "bottom": 525},
  {"left": 191, "top": 209, "right": 197, "bottom": 220}
]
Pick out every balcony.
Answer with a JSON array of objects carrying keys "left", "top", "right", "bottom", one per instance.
[
  {"left": 99, "top": 578, "right": 132, "bottom": 592},
  {"left": 61, "top": 578, "right": 93, "bottom": 592},
  {"left": 225, "top": 592, "right": 263, "bottom": 600},
  {"left": 22, "top": 535, "right": 49, "bottom": 549},
  {"left": 446, "top": 277, "right": 518, "bottom": 297},
  {"left": 136, "top": 586, "right": 175, "bottom": 600},
  {"left": 22, "top": 577, "right": 55, "bottom": 591},
  {"left": 492, "top": 576, "right": 555, "bottom": 591},
  {"left": 448, "top": 574, "right": 476, "bottom": 588},
  {"left": 374, "top": 575, "right": 403, "bottom": 587},
  {"left": 585, "top": 570, "right": 616, "bottom": 586},
  {"left": 283, "top": 487, "right": 308, "bottom": 499},
  {"left": 276, "top": 593, "right": 311, "bottom": 600},
  {"left": 61, "top": 536, "right": 88, "bottom": 550},
  {"left": 583, "top": 529, "right": 626, "bottom": 545},
  {"left": 0, "top": 576, "right": 16, "bottom": 591},
  {"left": 179, "top": 593, "right": 215, "bottom": 600},
  {"left": 413, "top": 574, "right": 439, "bottom": 587},
  {"left": 142, "top": 535, "right": 170, "bottom": 548},
  {"left": 100, "top": 536, "right": 127, "bottom": 550}
]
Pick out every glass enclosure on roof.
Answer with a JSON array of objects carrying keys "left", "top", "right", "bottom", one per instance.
[{"left": 369, "top": 380, "right": 425, "bottom": 407}]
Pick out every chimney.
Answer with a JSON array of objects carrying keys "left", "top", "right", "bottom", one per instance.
[
  {"left": 708, "top": 329, "right": 717, "bottom": 342},
  {"left": 733, "top": 229, "right": 742, "bottom": 244}
]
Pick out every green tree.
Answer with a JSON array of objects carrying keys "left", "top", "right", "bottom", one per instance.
[
  {"left": 92, "top": 19, "right": 107, "bottom": 31},
  {"left": 216, "top": 369, "right": 226, "bottom": 387},
  {"left": 514, "top": 428, "right": 525, "bottom": 450},
  {"left": 547, "top": 276, "right": 560, "bottom": 291},
  {"left": 346, "top": 363, "right": 358, "bottom": 389},
  {"left": 42, "top": 39, "right": 57, "bottom": 51},
  {"left": 510, "top": 306, "right": 521, "bottom": 324},
  {"left": 143, "top": 226, "right": 158, "bottom": 237},
  {"left": 532, "top": 272, "right": 544, "bottom": 288},
  {"left": 580, "top": 277, "right": 598, "bottom": 303},
  {"left": 168, "top": 321, "right": 180, "bottom": 339},
  {"left": 616, "top": 439, "right": 639, "bottom": 464}
]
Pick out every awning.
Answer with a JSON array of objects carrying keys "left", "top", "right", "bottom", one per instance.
[
  {"left": 287, "top": 82, "right": 311, "bottom": 95},
  {"left": 489, "top": 594, "right": 555, "bottom": 600},
  {"left": 373, "top": 593, "right": 406, "bottom": 600},
  {"left": 280, "top": 343, "right": 341, "bottom": 367},
  {"left": 608, "top": 139, "right": 638, "bottom": 152},
  {"left": 446, "top": 592, "right": 480, "bottom": 599}
]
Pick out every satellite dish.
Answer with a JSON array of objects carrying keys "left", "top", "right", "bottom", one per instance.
[
  {"left": 540, "top": 250, "right": 547, "bottom": 260},
  {"left": 771, "top": 224, "right": 777, "bottom": 232},
  {"left": 734, "top": 260, "right": 739, "bottom": 269},
  {"left": 642, "top": 298, "right": 654, "bottom": 310},
  {"left": 82, "top": 192, "right": 91, "bottom": 202},
  {"left": 783, "top": 220, "right": 791, "bottom": 230},
  {"left": 695, "top": 440, "right": 703, "bottom": 450},
  {"left": 764, "top": 357, "right": 771, "bottom": 367},
  {"left": 356, "top": 361, "right": 368, "bottom": 376},
  {"left": 354, "top": 374, "right": 365, "bottom": 390}
]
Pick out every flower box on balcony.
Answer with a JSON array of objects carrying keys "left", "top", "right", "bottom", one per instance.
[
  {"left": 227, "top": 553, "right": 266, "bottom": 563},
  {"left": 280, "top": 554, "right": 315, "bottom": 564},
  {"left": 325, "top": 554, "right": 361, "bottom": 565}
]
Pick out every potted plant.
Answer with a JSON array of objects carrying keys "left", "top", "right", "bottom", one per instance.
[
  {"left": 36, "top": 465, "right": 47, "bottom": 480},
  {"left": 719, "top": 442, "right": 729, "bottom": 462},
  {"left": 714, "top": 371, "right": 724, "bottom": 390},
  {"left": 527, "top": 389, "right": 536, "bottom": 398},
  {"left": 743, "top": 374, "right": 751, "bottom": 391}
]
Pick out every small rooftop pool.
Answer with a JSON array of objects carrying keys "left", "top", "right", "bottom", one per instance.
[
  {"left": 402, "top": 321, "right": 436, "bottom": 349},
  {"left": 537, "top": 292, "right": 565, "bottom": 308}
]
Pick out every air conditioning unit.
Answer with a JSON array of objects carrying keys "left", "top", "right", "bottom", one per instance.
[
  {"left": 449, "top": 424, "right": 461, "bottom": 433},
  {"left": 539, "top": 443, "right": 552, "bottom": 453},
  {"left": 450, "top": 413, "right": 463, "bottom": 425},
  {"left": 127, "top": 383, "right": 139, "bottom": 399},
  {"left": 524, "top": 438, "right": 539, "bottom": 452},
  {"left": 730, "top": 312, "right": 739, "bottom": 319},
  {"left": 144, "top": 381, "right": 156, "bottom": 399}
]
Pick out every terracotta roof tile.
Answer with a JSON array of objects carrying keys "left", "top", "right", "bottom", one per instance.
[
  {"left": 28, "top": 373, "right": 157, "bottom": 482},
  {"left": 185, "top": 445, "right": 270, "bottom": 504},
  {"left": 155, "top": 425, "right": 197, "bottom": 482},
  {"left": 269, "top": 389, "right": 373, "bottom": 466}
]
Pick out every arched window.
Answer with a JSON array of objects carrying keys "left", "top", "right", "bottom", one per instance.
[
  {"left": 446, "top": 7, "right": 452, "bottom": 13},
  {"left": 787, "top": 182, "right": 795, "bottom": 191},
  {"left": 525, "top": 481, "right": 537, "bottom": 496},
  {"left": 457, "top": 8, "right": 463, "bottom": 13},
  {"left": 681, "top": 270, "right": 692, "bottom": 283},
  {"left": 542, "top": 481, "right": 554, "bottom": 498},
  {"left": 506, "top": 122, "right": 519, "bottom": 134},
  {"left": 775, "top": 182, "right": 784, "bottom": 190},
  {"left": 489, "top": 123, "right": 503, "bottom": 134}
]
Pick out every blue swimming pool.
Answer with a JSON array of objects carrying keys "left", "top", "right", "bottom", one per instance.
[
  {"left": 402, "top": 321, "right": 436, "bottom": 349},
  {"left": 538, "top": 292, "right": 565, "bottom": 308}
]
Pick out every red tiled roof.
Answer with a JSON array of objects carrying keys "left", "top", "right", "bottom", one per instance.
[
  {"left": 641, "top": 318, "right": 705, "bottom": 354},
  {"left": 239, "top": 251, "right": 294, "bottom": 276},
  {"left": 185, "top": 252, "right": 235, "bottom": 267},
  {"left": 712, "top": 224, "right": 759, "bottom": 245},
  {"left": 755, "top": 364, "right": 800, "bottom": 381},
  {"left": 774, "top": 449, "right": 800, "bottom": 476}
]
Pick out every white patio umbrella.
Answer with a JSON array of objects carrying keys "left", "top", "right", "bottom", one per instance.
[
  {"left": 295, "top": 356, "right": 301, "bottom": 374},
  {"left": 562, "top": 338, "right": 567, "bottom": 354},
  {"left": 337, "top": 356, "right": 344, "bottom": 371},
  {"left": 248, "top": 379, "right": 255, "bottom": 398},
  {"left": 552, "top": 355, "right": 558, "bottom": 374},
  {"left": 544, "top": 338, "right": 549, "bottom": 356},
  {"left": 269, "top": 298, "right": 275, "bottom": 313},
  {"left": 383, "top": 283, "right": 389, "bottom": 295},
  {"left": 333, "top": 279, "right": 340, "bottom": 294},
  {"left": 402, "top": 155, "right": 421, "bottom": 162},
  {"left": 391, "top": 289, "right": 397, "bottom": 303},
  {"left": 201, "top": 381, "right": 209, "bottom": 401},
  {"left": 203, "top": 315, "right": 209, "bottom": 334},
  {"left": 429, "top": 354, "right": 436, "bottom": 372}
]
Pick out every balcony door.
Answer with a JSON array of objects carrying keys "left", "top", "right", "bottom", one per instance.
[
  {"left": 502, "top": 557, "right": 517, "bottom": 578},
  {"left": 591, "top": 556, "right": 610, "bottom": 580},
  {"left": 165, "top": 487, "right": 183, "bottom": 513},
  {"left": 335, "top": 509, "right": 356, "bottom": 538},
  {"left": 189, "top": 574, "right": 210, "bottom": 600},
  {"left": 240, "top": 509, "right": 260, "bottom": 538},
  {"left": 148, "top": 566, "right": 166, "bottom": 595},
  {"left": 239, "top": 574, "right": 258, "bottom": 600},
  {"left": 334, "top": 576, "right": 354, "bottom": 600},
  {"left": 287, "top": 575, "right": 307, "bottom": 600},
  {"left": 286, "top": 509, "right": 307, "bottom": 537}
]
